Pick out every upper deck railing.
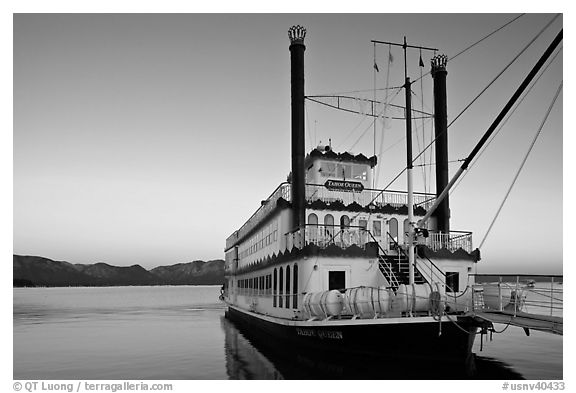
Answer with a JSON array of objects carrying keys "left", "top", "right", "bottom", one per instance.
[
  {"left": 226, "top": 182, "right": 436, "bottom": 250},
  {"left": 285, "top": 224, "right": 372, "bottom": 251},
  {"left": 226, "top": 183, "right": 290, "bottom": 250},
  {"left": 421, "top": 230, "right": 474, "bottom": 253},
  {"left": 304, "top": 183, "right": 435, "bottom": 210}
]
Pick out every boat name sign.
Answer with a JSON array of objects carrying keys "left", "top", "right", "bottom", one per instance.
[
  {"left": 296, "top": 327, "right": 343, "bottom": 339},
  {"left": 324, "top": 180, "right": 364, "bottom": 193}
]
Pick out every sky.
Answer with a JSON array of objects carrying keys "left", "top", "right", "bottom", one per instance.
[{"left": 12, "top": 13, "right": 564, "bottom": 273}]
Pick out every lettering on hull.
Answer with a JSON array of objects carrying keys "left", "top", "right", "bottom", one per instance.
[{"left": 296, "top": 328, "right": 343, "bottom": 339}]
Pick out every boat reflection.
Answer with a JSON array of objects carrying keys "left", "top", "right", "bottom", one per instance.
[{"left": 221, "top": 316, "right": 524, "bottom": 380}]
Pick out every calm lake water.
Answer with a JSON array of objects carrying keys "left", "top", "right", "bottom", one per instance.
[{"left": 13, "top": 286, "right": 562, "bottom": 380}]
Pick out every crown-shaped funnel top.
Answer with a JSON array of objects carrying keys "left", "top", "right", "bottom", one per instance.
[
  {"left": 431, "top": 54, "right": 448, "bottom": 73},
  {"left": 288, "top": 25, "right": 306, "bottom": 45}
]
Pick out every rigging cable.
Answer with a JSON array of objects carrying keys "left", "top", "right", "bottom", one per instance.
[
  {"left": 305, "top": 101, "right": 314, "bottom": 152},
  {"left": 408, "top": 14, "right": 560, "bottom": 180},
  {"left": 447, "top": 13, "right": 560, "bottom": 128},
  {"left": 310, "top": 15, "right": 536, "bottom": 165},
  {"left": 375, "top": 43, "right": 395, "bottom": 187},
  {"left": 449, "top": 45, "right": 562, "bottom": 198},
  {"left": 413, "top": 13, "right": 527, "bottom": 84},
  {"left": 478, "top": 81, "right": 562, "bottom": 249},
  {"left": 368, "top": 15, "right": 560, "bottom": 203},
  {"left": 347, "top": 86, "right": 403, "bottom": 153},
  {"left": 360, "top": 25, "right": 561, "bottom": 214},
  {"left": 373, "top": 42, "right": 377, "bottom": 189},
  {"left": 308, "top": 14, "right": 526, "bottom": 98},
  {"left": 334, "top": 110, "right": 370, "bottom": 151},
  {"left": 315, "top": 85, "right": 404, "bottom": 97},
  {"left": 375, "top": 19, "right": 553, "bottom": 195},
  {"left": 414, "top": 159, "right": 465, "bottom": 167},
  {"left": 418, "top": 47, "right": 428, "bottom": 195}
]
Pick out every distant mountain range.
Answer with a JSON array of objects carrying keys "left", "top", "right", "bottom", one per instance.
[{"left": 13, "top": 255, "right": 225, "bottom": 287}]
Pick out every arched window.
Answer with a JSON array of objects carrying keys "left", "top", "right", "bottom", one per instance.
[
  {"left": 324, "top": 214, "right": 335, "bottom": 242},
  {"left": 403, "top": 218, "right": 410, "bottom": 244},
  {"left": 308, "top": 213, "right": 318, "bottom": 225},
  {"left": 273, "top": 268, "right": 277, "bottom": 307},
  {"left": 359, "top": 219, "right": 368, "bottom": 245},
  {"left": 308, "top": 213, "right": 319, "bottom": 245},
  {"left": 285, "top": 266, "right": 291, "bottom": 308},
  {"left": 293, "top": 264, "right": 298, "bottom": 309},
  {"left": 279, "top": 267, "right": 284, "bottom": 308},
  {"left": 340, "top": 215, "right": 350, "bottom": 247},
  {"left": 388, "top": 218, "right": 398, "bottom": 242}
]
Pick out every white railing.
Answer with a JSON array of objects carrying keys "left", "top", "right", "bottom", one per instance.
[
  {"left": 285, "top": 224, "right": 372, "bottom": 252},
  {"left": 227, "top": 182, "right": 436, "bottom": 250},
  {"left": 226, "top": 183, "right": 291, "bottom": 250},
  {"left": 472, "top": 275, "right": 563, "bottom": 318},
  {"left": 305, "top": 184, "right": 435, "bottom": 210},
  {"left": 415, "top": 255, "right": 446, "bottom": 287},
  {"left": 422, "top": 231, "right": 473, "bottom": 253}
]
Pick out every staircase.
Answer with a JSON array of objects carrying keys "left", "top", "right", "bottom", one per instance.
[{"left": 378, "top": 252, "right": 426, "bottom": 291}]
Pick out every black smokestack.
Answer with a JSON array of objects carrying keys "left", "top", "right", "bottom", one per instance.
[
  {"left": 288, "top": 25, "right": 306, "bottom": 234},
  {"left": 431, "top": 54, "right": 450, "bottom": 233}
]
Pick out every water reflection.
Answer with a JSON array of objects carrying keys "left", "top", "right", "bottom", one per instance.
[
  {"left": 221, "top": 316, "right": 524, "bottom": 380},
  {"left": 222, "top": 317, "right": 283, "bottom": 380}
]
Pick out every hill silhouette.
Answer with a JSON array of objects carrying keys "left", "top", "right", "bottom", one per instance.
[{"left": 13, "top": 255, "right": 225, "bottom": 287}]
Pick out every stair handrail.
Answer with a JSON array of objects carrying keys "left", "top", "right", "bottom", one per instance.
[
  {"left": 414, "top": 246, "right": 446, "bottom": 285},
  {"left": 365, "top": 231, "right": 400, "bottom": 289},
  {"left": 387, "top": 232, "right": 436, "bottom": 285},
  {"left": 386, "top": 232, "right": 410, "bottom": 271}
]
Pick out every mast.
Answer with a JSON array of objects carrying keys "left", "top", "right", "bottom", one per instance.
[
  {"left": 371, "top": 37, "right": 437, "bottom": 285},
  {"left": 288, "top": 25, "right": 307, "bottom": 244},
  {"left": 403, "top": 38, "right": 416, "bottom": 285}
]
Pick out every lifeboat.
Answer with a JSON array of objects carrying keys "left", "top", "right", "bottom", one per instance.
[
  {"left": 302, "top": 290, "right": 344, "bottom": 319},
  {"left": 394, "top": 283, "right": 446, "bottom": 314},
  {"left": 343, "top": 287, "right": 393, "bottom": 318}
]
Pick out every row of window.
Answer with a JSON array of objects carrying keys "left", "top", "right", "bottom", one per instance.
[
  {"left": 238, "top": 274, "right": 272, "bottom": 294},
  {"left": 307, "top": 213, "right": 407, "bottom": 240},
  {"left": 273, "top": 264, "right": 298, "bottom": 309},
  {"left": 235, "top": 264, "right": 299, "bottom": 309},
  {"left": 318, "top": 161, "right": 368, "bottom": 181},
  {"left": 238, "top": 220, "right": 279, "bottom": 260}
]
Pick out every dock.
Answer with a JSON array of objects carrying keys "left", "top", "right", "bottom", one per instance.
[
  {"left": 472, "top": 310, "right": 562, "bottom": 335},
  {"left": 469, "top": 274, "right": 563, "bottom": 336}
]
